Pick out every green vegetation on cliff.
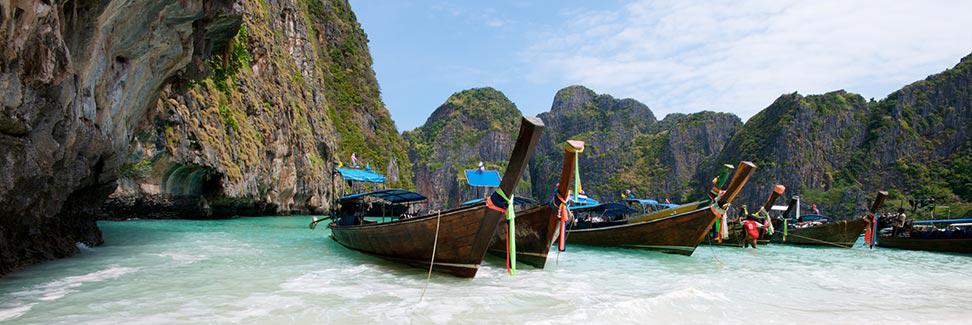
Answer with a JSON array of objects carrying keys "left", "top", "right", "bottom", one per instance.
[
  {"left": 300, "top": 0, "right": 413, "bottom": 188},
  {"left": 531, "top": 86, "right": 741, "bottom": 203},
  {"left": 116, "top": 0, "right": 413, "bottom": 216},
  {"left": 710, "top": 54, "right": 972, "bottom": 217},
  {"left": 404, "top": 88, "right": 525, "bottom": 208}
]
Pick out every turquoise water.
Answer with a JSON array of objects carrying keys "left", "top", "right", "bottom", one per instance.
[{"left": 1, "top": 216, "right": 971, "bottom": 324}]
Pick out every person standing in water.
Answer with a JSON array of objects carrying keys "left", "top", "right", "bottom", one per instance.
[{"left": 743, "top": 214, "right": 766, "bottom": 248}]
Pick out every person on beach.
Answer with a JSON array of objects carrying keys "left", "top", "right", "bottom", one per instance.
[{"left": 743, "top": 214, "right": 765, "bottom": 248}]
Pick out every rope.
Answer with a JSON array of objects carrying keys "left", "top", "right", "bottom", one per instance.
[
  {"left": 419, "top": 210, "right": 441, "bottom": 302},
  {"left": 786, "top": 233, "right": 853, "bottom": 248},
  {"left": 704, "top": 237, "right": 725, "bottom": 268}
]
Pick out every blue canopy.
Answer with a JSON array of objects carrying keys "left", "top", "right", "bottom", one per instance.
[
  {"left": 626, "top": 198, "right": 659, "bottom": 205},
  {"left": 568, "top": 195, "right": 602, "bottom": 210},
  {"left": 461, "top": 196, "right": 537, "bottom": 206},
  {"left": 625, "top": 198, "right": 678, "bottom": 209},
  {"left": 336, "top": 167, "right": 385, "bottom": 183},
  {"left": 465, "top": 169, "right": 501, "bottom": 187},
  {"left": 798, "top": 214, "right": 829, "bottom": 221},
  {"left": 572, "top": 202, "right": 638, "bottom": 217},
  {"left": 340, "top": 189, "right": 426, "bottom": 204},
  {"left": 659, "top": 203, "right": 679, "bottom": 209}
]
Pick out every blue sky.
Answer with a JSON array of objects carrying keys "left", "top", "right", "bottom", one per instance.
[{"left": 351, "top": 0, "right": 972, "bottom": 131}]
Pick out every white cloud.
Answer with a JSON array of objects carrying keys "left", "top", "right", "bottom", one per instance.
[
  {"left": 431, "top": 3, "right": 508, "bottom": 29},
  {"left": 523, "top": 0, "right": 972, "bottom": 120}
]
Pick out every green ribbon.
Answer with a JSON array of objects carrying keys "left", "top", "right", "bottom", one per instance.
[
  {"left": 495, "top": 188, "right": 516, "bottom": 275},
  {"left": 573, "top": 153, "right": 581, "bottom": 202},
  {"left": 710, "top": 193, "right": 728, "bottom": 241},
  {"left": 757, "top": 208, "right": 774, "bottom": 235}
]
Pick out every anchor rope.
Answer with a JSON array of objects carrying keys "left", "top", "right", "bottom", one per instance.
[
  {"left": 785, "top": 233, "right": 853, "bottom": 248},
  {"left": 418, "top": 210, "right": 441, "bottom": 302}
]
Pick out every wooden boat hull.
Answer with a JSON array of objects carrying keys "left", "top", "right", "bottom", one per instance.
[
  {"left": 565, "top": 206, "right": 718, "bottom": 256},
  {"left": 329, "top": 204, "right": 497, "bottom": 278},
  {"left": 877, "top": 236, "right": 972, "bottom": 254},
  {"left": 772, "top": 219, "right": 867, "bottom": 248},
  {"left": 488, "top": 205, "right": 559, "bottom": 268}
]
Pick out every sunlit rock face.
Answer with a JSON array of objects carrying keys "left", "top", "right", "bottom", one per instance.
[
  {"left": 107, "top": 0, "right": 413, "bottom": 220},
  {"left": 0, "top": 0, "right": 235, "bottom": 276}
]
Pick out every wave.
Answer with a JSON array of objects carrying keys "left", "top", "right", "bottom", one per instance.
[{"left": 0, "top": 266, "right": 140, "bottom": 322}]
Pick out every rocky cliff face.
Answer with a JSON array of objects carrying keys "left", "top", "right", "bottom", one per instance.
[
  {"left": 404, "top": 88, "right": 525, "bottom": 208},
  {"left": 104, "top": 0, "right": 411, "bottom": 219},
  {"left": 530, "top": 86, "right": 740, "bottom": 203},
  {"left": 406, "top": 53, "right": 970, "bottom": 217},
  {"left": 0, "top": 0, "right": 409, "bottom": 275},
  {"left": 0, "top": 0, "right": 240, "bottom": 275},
  {"left": 704, "top": 91, "right": 871, "bottom": 213},
  {"left": 405, "top": 85, "right": 740, "bottom": 207},
  {"left": 708, "top": 54, "right": 972, "bottom": 216}
]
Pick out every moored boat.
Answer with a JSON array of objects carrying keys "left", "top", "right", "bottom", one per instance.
[
  {"left": 877, "top": 218, "right": 972, "bottom": 254},
  {"left": 565, "top": 161, "right": 756, "bottom": 256},
  {"left": 486, "top": 140, "right": 584, "bottom": 268},
  {"left": 323, "top": 117, "right": 544, "bottom": 278},
  {"left": 771, "top": 191, "right": 887, "bottom": 248}
]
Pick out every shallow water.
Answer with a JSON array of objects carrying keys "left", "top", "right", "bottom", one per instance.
[{"left": 1, "top": 216, "right": 970, "bottom": 324}]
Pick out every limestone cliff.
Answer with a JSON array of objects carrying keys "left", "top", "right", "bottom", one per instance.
[
  {"left": 104, "top": 0, "right": 412, "bottom": 219},
  {"left": 0, "top": 0, "right": 410, "bottom": 276},
  {"left": 405, "top": 85, "right": 739, "bottom": 207},
  {"left": 704, "top": 91, "right": 871, "bottom": 214},
  {"left": 530, "top": 86, "right": 740, "bottom": 203},
  {"left": 0, "top": 0, "right": 239, "bottom": 275},
  {"left": 708, "top": 54, "right": 972, "bottom": 216},
  {"left": 404, "top": 88, "right": 526, "bottom": 208}
]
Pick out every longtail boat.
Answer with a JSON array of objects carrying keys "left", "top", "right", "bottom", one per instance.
[
  {"left": 771, "top": 191, "right": 887, "bottom": 248},
  {"left": 565, "top": 161, "right": 756, "bottom": 256},
  {"left": 485, "top": 140, "right": 584, "bottom": 268},
  {"left": 877, "top": 218, "right": 972, "bottom": 254},
  {"left": 710, "top": 184, "right": 785, "bottom": 247},
  {"left": 322, "top": 117, "right": 544, "bottom": 278}
]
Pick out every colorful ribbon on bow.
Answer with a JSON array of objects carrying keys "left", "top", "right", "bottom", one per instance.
[
  {"left": 757, "top": 207, "right": 774, "bottom": 235},
  {"left": 558, "top": 142, "right": 585, "bottom": 252},
  {"left": 487, "top": 188, "right": 517, "bottom": 275},
  {"left": 570, "top": 146, "right": 584, "bottom": 203},
  {"left": 556, "top": 193, "right": 570, "bottom": 251},
  {"left": 863, "top": 212, "right": 878, "bottom": 248}
]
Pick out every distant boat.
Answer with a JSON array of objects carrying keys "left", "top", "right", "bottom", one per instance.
[
  {"left": 565, "top": 161, "right": 756, "bottom": 256},
  {"left": 877, "top": 217, "right": 972, "bottom": 254},
  {"left": 708, "top": 184, "right": 785, "bottom": 248},
  {"left": 771, "top": 191, "right": 887, "bottom": 248},
  {"left": 323, "top": 117, "right": 544, "bottom": 278}
]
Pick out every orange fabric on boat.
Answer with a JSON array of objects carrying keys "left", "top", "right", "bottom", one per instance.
[
  {"left": 556, "top": 193, "right": 569, "bottom": 251},
  {"left": 863, "top": 213, "right": 876, "bottom": 248}
]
